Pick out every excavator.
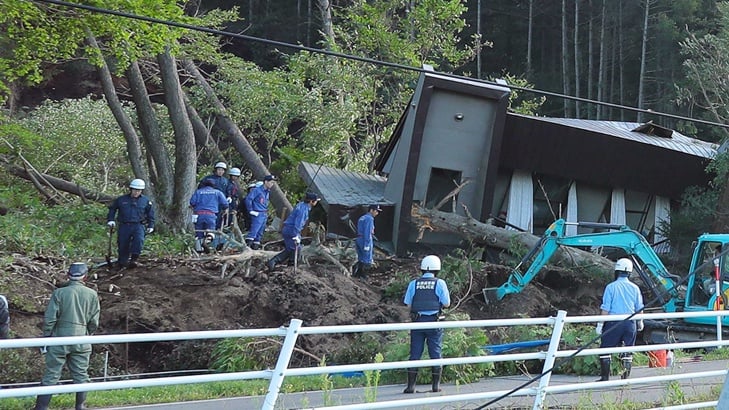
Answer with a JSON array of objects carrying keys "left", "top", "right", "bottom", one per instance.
[{"left": 482, "top": 218, "right": 729, "bottom": 344}]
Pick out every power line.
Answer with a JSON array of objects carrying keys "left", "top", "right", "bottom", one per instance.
[{"left": 34, "top": 0, "right": 729, "bottom": 131}]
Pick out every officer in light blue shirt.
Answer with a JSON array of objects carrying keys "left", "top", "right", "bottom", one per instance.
[
  {"left": 595, "top": 258, "right": 644, "bottom": 382},
  {"left": 402, "top": 255, "right": 450, "bottom": 394}
]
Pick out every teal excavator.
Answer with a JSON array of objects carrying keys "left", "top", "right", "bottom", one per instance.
[{"left": 482, "top": 219, "right": 729, "bottom": 343}]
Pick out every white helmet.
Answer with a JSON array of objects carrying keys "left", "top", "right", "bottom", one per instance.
[
  {"left": 420, "top": 255, "right": 441, "bottom": 271},
  {"left": 214, "top": 162, "right": 227, "bottom": 170},
  {"left": 129, "top": 179, "right": 146, "bottom": 190},
  {"left": 229, "top": 167, "right": 241, "bottom": 176},
  {"left": 615, "top": 258, "right": 633, "bottom": 273}
]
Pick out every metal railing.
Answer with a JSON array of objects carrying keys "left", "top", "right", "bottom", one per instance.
[{"left": 2, "top": 310, "right": 729, "bottom": 409}]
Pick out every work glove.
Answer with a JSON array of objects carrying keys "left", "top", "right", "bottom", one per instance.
[
  {"left": 595, "top": 322, "right": 603, "bottom": 335},
  {"left": 39, "top": 346, "right": 47, "bottom": 354},
  {"left": 364, "top": 246, "right": 370, "bottom": 252},
  {"left": 250, "top": 211, "right": 259, "bottom": 217},
  {"left": 146, "top": 227, "right": 154, "bottom": 234},
  {"left": 107, "top": 221, "right": 115, "bottom": 228},
  {"left": 226, "top": 197, "right": 232, "bottom": 204},
  {"left": 637, "top": 319, "right": 644, "bottom": 332},
  {"left": 293, "top": 236, "right": 301, "bottom": 244},
  {"left": 191, "top": 214, "right": 198, "bottom": 224}
]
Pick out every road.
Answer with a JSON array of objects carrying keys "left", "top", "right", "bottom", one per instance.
[{"left": 103, "top": 358, "right": 729, "bottom": 409}]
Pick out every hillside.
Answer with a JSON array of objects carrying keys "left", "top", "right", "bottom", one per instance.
[{"left": 3, "top": 252, "right": 607, "bottom": 376}]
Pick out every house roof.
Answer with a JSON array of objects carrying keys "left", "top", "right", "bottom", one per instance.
[
  {"left": 298, "top": 162, "right": 389, "bottom": 209},
  {"left": 518, "top": 115, "right": 716, "bottom": 159}
]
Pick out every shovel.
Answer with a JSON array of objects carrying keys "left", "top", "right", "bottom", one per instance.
[
  {"left": 293, "top": 242, "right": 299, "bottom": 274},
  {"left": 106, "top": 225, "right": 115, "bottom": 264}
]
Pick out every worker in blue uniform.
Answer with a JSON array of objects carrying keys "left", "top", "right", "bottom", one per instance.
[
  {"left": 189, "top": 179, "right": 229, "bottom": 253},
  {"left": 595, "top": 258, "right": 644, "bottom": 381},
  {"left": 244, "top": 174, "right": 277, "bottom": 250},
  {"left": 225, "top": 167, "right": 242, "bottom": 227},
  {"left": 107, "top": 179, "right": 155, "bottom": 268},
  {"left": 199, "top": 162, "right": 231, "bottom": 229},
  {"left": 267, "top": 192, "right": 320, "bottom": 270},
  {"left": 352, "top": 204, "right": 381, "bottom": 280},
  {"left": 403, "top": 255, "right": 451, "bottom": 394}
]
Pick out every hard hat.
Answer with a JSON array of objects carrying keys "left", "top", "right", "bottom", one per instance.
[
  {"left": 263, "top": 174, "right": 277, "bottom": 181},
  {"left": 615, "top": 258, "right": 633, "bottom": 273},
  {"left": 68, "top": 262, "right": 88, "bottom": 279},
  {"left": 420, "top": 255, "right": 441, "bottom": 271},
  {"left": 229, "top": 167, "right": 242, "bottom": 176},
  {"left": 129, "top": 179, "right": 146, "bottom": 190},
  {"left": 214, "top": 162, "right": 227, "bottom": 170},
  {"left": 304, "top": 192, "right": 320, "bottom": 202}
]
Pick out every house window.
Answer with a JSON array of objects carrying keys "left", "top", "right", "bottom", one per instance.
[
  {"left": 425, "top": 168, "right": 462, "bottom": 212},
  {"left": 532, "top": 174, "right": 571, "bottom": 233}
]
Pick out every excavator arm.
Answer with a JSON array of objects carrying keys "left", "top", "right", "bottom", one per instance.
[{"left": 483, "top": 219, "right": 681, "bottom": 308}]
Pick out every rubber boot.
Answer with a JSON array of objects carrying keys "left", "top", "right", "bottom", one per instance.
[
  {"left": 358, "top": 264, "right": 369, "bottom": 282},
  {"left": 597, "top": 357, "right": 611, "bottom": 381},
  {"left": 251, "top": 242, "right": 261, "bottom": 250},
  {"left": 129, "top": 254, "right": 140, "bottom": 268},
  {"left": 75, "top": 392, "right": 87, "bottom": 410},
  {"left": 34, "top": 394, "right": 52, "bottom": 410},
  {"left": 621, "top": 356, "right": 633, "bottom": 379},
  {"left": 403, "top": 368, "right": 417, "bottom": 394},
  {"left": 194, "top": 238, "right": 203, "bottom": 252},
  {"left": 431, "top": 366, "right": 442, "bottom": 392},
  {"left": 245, "top": 239, "right": 254, "bottom": 249},
  {"left": 267, "top": 250, "right": 290, "bottom": 271},
  {"left": 351, "top": 262, "right": 361, "bottom": 277}
]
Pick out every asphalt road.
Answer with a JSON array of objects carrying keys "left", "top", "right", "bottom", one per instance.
[{"left": 102, "top": 358, "right": 729, "bottom": 410}]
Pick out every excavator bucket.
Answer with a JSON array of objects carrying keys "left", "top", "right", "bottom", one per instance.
[{"left": 482, "top": 287, "right": 501, "bottom": 305}]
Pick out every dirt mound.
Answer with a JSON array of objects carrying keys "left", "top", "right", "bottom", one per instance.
[{"left": 3, "top": 253, "right": 608, "bottom": 374}]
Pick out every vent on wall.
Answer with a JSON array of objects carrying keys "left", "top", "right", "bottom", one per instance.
[{"left": 631, "top": 121, "right": 673, "bottom": 139}]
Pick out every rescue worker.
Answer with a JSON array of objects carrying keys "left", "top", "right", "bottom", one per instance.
[
  {"left": 107, "top": 179, "right": 155, "bottom": 268},
  {"left": 267, "top": 192, "right": 320, "bottom": 271},
  {"left": 0, "top": 293, "right": 9, "bottom": 339},
  {"left": 225, "top": 167, "right": 242, "bottom": 227},
  {"left": 352, "top": 204, "right": 381, "bottom": 280},
  {"left": 403, "top": 255, "right": 451, "bottom": 394},
  {"left": 244, "top": 174, "right": 277, "bottom": 250},
  {"left": 199, "top": 162, "right": 231, "bottom": 229},
  {"left": 189, "top": 179, "right": 229, "bottom": 253},
  {"left": 34, "top": 262, "right": 100, "bottom": 410},
  {"left": 595, "top": 258, "right": 644, "bottom": 381},
  {"left": 239, "top": 181, "right": 261, "bottom": 231}
]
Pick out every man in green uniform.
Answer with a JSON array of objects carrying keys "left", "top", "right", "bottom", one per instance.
[{"left": 34, "top": 262, "right": 100, "bottom": 410}]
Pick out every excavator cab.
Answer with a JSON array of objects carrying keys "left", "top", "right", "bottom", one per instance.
[{"left": 684, "top": 236, "right": 729, "bottom": 326}]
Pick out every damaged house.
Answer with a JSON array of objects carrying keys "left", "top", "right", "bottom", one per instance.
[{"left": 300, "top": 71, "right": 717, "bottom": 256}]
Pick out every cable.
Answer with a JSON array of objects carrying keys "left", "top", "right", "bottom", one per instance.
[{"left": 32, "top": 0, "right": 729, "bottom": 131}]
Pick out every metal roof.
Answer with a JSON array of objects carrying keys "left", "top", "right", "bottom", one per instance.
[
  {"left": 511, "top": 114, "right": 717, "bottom": 159},
  {"left": 298, "top": 162, "right": 390, "bottom": 209}
]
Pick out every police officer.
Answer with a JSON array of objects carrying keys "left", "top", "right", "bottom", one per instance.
[
  {"left": 0, "top": 293, "right": 9, "bottom": 339},
  {"left": 35, "top": 263, "right": 100, "bottom": 410},
  {"left": 225, "top": 167, "right": 243, "bottom": 227},
  {"left": 244, "top": 174, "right": 277, "bottom": 250},
  {"left": 595, "top": 258, "right": 644, "bottom": 381},
  {"left": 402, "top": 255, "right": 451, "bottom": 394},
  {"left": 107, "top": 179, "right": 155, "bottom": 268},
  {"left": 199, "top": 162, "right": 232, "bottom": 229},
  {"left": 189, "top": 179, "right": 229, "bottom": 253},
  {"left": 267, "top": 192, "right": 320, "bottom": 270},
  {"left": 353, "top": 204, "right": 381, "bottom": 280}
]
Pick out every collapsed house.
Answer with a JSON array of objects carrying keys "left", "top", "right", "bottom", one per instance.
[{"left": 300, "top": 71, "right": 717, "bottom": 256}]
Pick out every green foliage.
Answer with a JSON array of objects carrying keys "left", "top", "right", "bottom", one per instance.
[
  {"left": 209, "top": 337, "right": 278, "bottom": 372},
  {"left": 382, "top": 269, "right": 413, "bottom": 301},
  {"left": 440, "top": 249, "right": 485, "bottom": 299},
  {"left": 363, "top": 352, "right": 383, "bottom": 402}
]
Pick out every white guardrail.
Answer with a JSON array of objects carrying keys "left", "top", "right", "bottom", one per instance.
[{"left": 2, "top": 310, "right": 729, "bottom": 409}]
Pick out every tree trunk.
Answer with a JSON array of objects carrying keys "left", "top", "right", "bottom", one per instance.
[
  {"left": 561, "top": 0, "right": 571, "bottom": 116},
  {"left": 127, "top": 61, "right": 174, "bottom": 206},
  {"left": 183, "top": 93, "right": 224, "bottom": 163},
  {"left": 411, "top": 204, "right": 614, "bottom": 270},
  {"left": 85, "top": 33, "right": 148, "bottom": 184},
  {"left": 637, "top": 0, "right": 650, "bottom": 123},
  {"left": 526, "top": 0, "right": 533, "bottom": 79},
  {"left": 596, "top": 0, "right": 607, "bottom": 120},
  {"left": 157, "top": 50, "right": 197, "bottom": 232},
  {"left": 587, "top": 0, "right": 594, "bottom": 118},
  {"left": 573, "top": 0, "right": 580, "bottom": 117},
  {"left": 181, "top": 59, "right": 293, "bottom": 214},
  {"left": 318, "top": 0, "right": 334, "bottom": 45}
]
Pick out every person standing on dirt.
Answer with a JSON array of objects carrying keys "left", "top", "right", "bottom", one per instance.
[
  {"left": 34, "top": 262, "right": 100, "bottom": 410},
  {"left": 595, "top": 258, "right": 644, "bottom": 381},
  {"left": 189, "top": 179, "right": 229, "bottom": 253},
  {"left": 267, "top": 192, "right": 320, "bottom": 271},
  {"left": 244, "top": 174, "right": 277, "bottom": 250},
  {"left": 0, "top": 293, "right": 9, "bottom": 339},
  {"left": 107, "top": 178, "right": 155, "bottom": 269},
  {"left": 352, "top": 204, "right": 381, "bottom": 280},
  {"left": 225, "top": 167, "right": 243, "bottom": 227},
  {"left": 239, "top": 181, "right": 261, "bottom": 231},
  {"left": 199, "top": 162, "right": 231, "bottom": 230},
  {"left": 403, "top": 255, "right": 451, "bottom": 394}
]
